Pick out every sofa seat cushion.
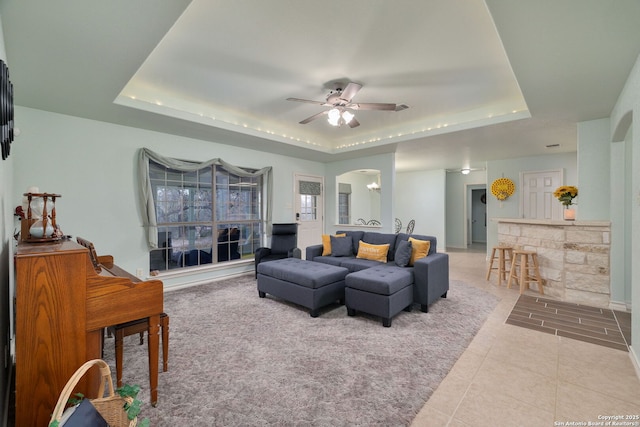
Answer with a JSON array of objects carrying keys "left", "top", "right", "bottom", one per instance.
[
  {"left": 258, "top": 258, "right": 348, "bottom": 289},
  {"left": 346, "top": 266, "right": 414, "bottom": 295},
  {"left": 339, "top": 258, "right": 383, "bottom": 272}
]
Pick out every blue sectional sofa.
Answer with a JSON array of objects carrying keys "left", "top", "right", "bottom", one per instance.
[{"left": 305, "top": 231, "right": 449, "bottom": 315}]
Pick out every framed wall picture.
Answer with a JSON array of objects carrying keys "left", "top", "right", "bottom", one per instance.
[{"left": 1, "top": 59, "right": 14, "bottom": 160}]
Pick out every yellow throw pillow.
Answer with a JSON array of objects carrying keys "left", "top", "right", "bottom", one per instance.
[
  {"left": 408, "top": 237, "right": 431, "bottom": 266},
  {"left": 356, "top": 241, "right": 390, "bottom": 263},
  {"left": 322, "top": 233, "right": 346, "bottom": 256}
]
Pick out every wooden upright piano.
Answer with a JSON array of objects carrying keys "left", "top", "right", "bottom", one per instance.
[{"left": 14, "top": 239, "right": 163, "bottom": 427}]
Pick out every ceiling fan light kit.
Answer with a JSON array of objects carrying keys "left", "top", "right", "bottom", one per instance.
[
  {"left": 327, "top": 108, "right": 355, "bottom": 127},
  {"left": 287, "top": 81, "right": 407, "bottom": 128}
]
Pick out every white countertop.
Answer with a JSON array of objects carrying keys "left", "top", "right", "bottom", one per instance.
[{"left": 492, "top": 218, "right": 610, "bottom": 227}]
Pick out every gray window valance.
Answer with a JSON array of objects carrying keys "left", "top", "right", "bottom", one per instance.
[
  {"left": 299, "top": 180, "right": 321, "bottom": 196},
  {"left": 338, "top": 183, "right": 352, "bottom": 194},
  {"left": 138, "top": 147, "right": 273, "bottom": 248}
]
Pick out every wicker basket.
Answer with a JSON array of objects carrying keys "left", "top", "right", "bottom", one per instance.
[{"left": 49, "top": 359, "right": 137, "bottom": 427}]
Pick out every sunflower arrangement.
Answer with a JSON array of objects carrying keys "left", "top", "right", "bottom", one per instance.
[{"left": 553, "top": 185, "right": 578, "bottom": 206}]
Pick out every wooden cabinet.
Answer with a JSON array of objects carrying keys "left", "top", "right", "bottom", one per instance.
[{"left": 14, "top": 240, "right": 94, "bottom": 426}]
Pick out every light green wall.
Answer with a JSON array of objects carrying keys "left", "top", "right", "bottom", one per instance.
[
  {"left": 609, "top": 139, "right": 628, "bottom": 306},
  {"left": 396, "top": 169, "right": 446, "bottom": 248},
  {"left": 485, "top": 152, "right": 578, "bottom": 252},
  {"left": 445, "top": 169, "right": 487, "bottom": 249},
  {"left": 577, "top": 118, "right": 611, "bottom": 220},
  {"left": 12, "top": 106, "right": 326, "bottom": 287},
  {"left": 610, "top": 52, "right": 640, "bottom": 370},
  {"left": 613, "top": 130, "right": 633, "bottom": 310}
]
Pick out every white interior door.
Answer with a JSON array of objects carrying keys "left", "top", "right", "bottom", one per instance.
[
  {"left": 294, "top": 174, "right": 324, "bottom": 257},
  {"left": 521, "top": 170, "right": 562, "bottom": 220}
]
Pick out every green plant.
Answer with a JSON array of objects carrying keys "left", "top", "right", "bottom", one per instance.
[
  {"left": 116, "top": 384, "right": 150, "bottom": 426},
  {"left": 49, "top": 385, "right": 150, "bottom": 427},
  {"left": 553, "top": 185, "right": 578, "bottom": 206}
]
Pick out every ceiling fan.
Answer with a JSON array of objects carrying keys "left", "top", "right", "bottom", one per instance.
[{"left": 286, "top": 82, "right": 408, "bottom": 128}]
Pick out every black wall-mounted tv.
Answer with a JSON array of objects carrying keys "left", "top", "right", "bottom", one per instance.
[{"left": 1, "top": 59, "right": 14, "bottom": 160}]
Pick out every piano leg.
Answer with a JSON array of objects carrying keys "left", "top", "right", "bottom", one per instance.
[
  {"left": 161, "top": 314, "right": 170, "bottom": 372},
  {"left": 115, "top": 328, "right": 125, "bottom": 387},
  {"left": 147, "top": 314, "right": 160, "bottom": 407}
]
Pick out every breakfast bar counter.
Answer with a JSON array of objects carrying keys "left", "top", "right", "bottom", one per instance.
[{"left": 495, "top": 218, "right": 611, "bottom": 307}]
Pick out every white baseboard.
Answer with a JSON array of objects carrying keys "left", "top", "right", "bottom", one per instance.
[
  {"left": 630, "top": 345, "right": 640, "bottom": 382},
  {"left": 609, "top": 300, "right": 630, "bottom": 312},
  {"left": 164, "top": 270, "right": 253, "bottom": 293}
]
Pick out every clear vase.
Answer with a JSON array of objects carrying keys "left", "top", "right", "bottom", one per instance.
[{"left": 563, "top": 205, "right": 576, "bottom": 220}]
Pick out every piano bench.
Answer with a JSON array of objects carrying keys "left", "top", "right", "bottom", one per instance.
[{"left": 107, "top": 312, "right": 169, "bottom": 390}]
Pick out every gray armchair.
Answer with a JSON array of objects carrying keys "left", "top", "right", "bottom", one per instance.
[{"left": 254, "top": 223, "right": 301, "bottom": 277}]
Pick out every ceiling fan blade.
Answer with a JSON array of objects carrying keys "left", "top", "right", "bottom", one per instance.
[
  {"left": 352, "top": 102, "right": 397, "bottom": 111},
  {"left": 339, "top": 82, "right": 362, "bottom": 103},
  {"left": 395, "top": 104, "right": 409, "bottom": 112},
  {"left": 348, "top": 117, "right": 360, "bottom": 128},
  {"left": 299, "top": 110, "right": 327, "bottom": 124},
  {"left": 286, "top": 97, "right": 327, "bottom": 106}
]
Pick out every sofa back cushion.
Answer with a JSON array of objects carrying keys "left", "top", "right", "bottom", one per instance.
[{"left": 362, "top": 232, "right": 397, "bottom": 262}]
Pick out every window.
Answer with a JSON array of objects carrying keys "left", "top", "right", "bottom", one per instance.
[
  {"left": 148, "top": 160, "right": 263, "bottom": 271},
  {"left": 299, "top": 195, "right": 317, "bottom": 221},
  {"left": 338, "top": 192, "right": 350, "bottom": 225},
  {"left": 298, "top": 180, "right": 321, "bottom": 222},
  {"left": 338, "top": 182, "right": 351, "bottom": 225}
]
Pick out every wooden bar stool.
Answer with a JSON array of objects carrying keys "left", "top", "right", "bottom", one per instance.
[
  {"left": 109, "top": 312, "right": 170, "bottom": 394},
  {"left": 507, "top": 250, "right": 544, "bottom": 294},
  {"left": 486, "top": 246, "right": 513, "bottom": 286}
]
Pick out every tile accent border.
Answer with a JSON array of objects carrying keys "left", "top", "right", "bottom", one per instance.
[{"left": 506, "top": 295, "right": 629, "bottom": 352}]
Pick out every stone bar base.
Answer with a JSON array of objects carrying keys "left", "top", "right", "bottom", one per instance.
[{"left": 496, "top": 218, "right": 611, "bottom": 308}]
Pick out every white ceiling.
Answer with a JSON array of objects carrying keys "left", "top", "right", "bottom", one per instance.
[{"left": 2, "top": 0, "right": 640, "bottom": 172}]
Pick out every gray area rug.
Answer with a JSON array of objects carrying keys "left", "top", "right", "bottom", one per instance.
[{"left": 102, "top": 275, "right": 498, "bottom": 426}]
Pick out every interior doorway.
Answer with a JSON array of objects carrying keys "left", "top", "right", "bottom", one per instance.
[{"left": 465, "top": 184, "right": 487, "bottom": 247}]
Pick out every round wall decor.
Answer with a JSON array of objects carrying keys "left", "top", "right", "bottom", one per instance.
[{"left": 491, "top": 178, "right": 515, "bottom": 201}]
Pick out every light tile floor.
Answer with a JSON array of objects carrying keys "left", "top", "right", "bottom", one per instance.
[{"left": 411, "top": 245, "right": 640, "bottom": 427}]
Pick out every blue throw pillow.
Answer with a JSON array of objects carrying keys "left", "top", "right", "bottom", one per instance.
[
  {"left": 394, "top": 239, "right": 413, "bottom": 267},
  {"left": 330, "top": 235, "right": 353, "bottom": 257}
]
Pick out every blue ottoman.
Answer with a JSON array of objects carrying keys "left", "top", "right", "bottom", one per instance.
[
  {"left": 257, "top": 258, "right": 349, "bottom": 317},
  {"left": 345, "top": 265, "right": 414, "bottom": 327}
]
